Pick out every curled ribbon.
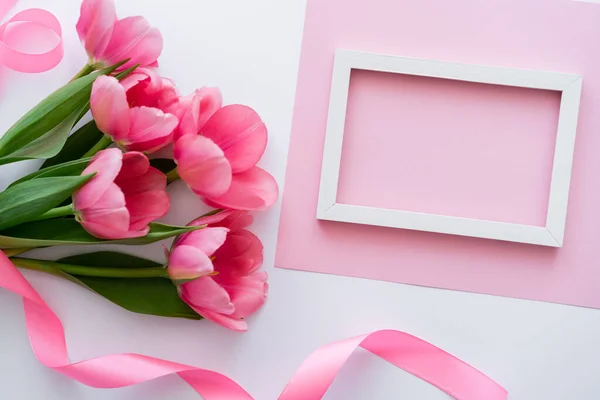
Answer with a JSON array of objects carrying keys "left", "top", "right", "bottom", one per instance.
[
  {"left": 0, "top": 0, "right": 63, "bottom": 73},
  {"left": 0, "top": 251, "right": 507, "bottom": 399}
]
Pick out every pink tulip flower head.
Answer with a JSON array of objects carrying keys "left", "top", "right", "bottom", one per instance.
[
  {"left": 173, "top": 87, "right": 222, "bottom": 141},
  {"left": 169, "top": 211, "right": 267, "bottom": 331},
  {"left": 167, "top": 227, "right": 229, "bottom": 284},
  {"left": 76, "top": 0, "right": 163, "bottom": 69},
  {"left": 73, "top": 149, "right": 170, "bottom": 239},
  {"left": 121, "top": 68, "right": 179, "bottom": 114},
  {"left": 173, "top": 105, "right": 278, "bottom": 211},
  {"left": 91, "top": 75, "right": 179, "bottom": 153}
]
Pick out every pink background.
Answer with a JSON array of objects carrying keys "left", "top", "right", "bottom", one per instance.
[
  {"left": 338, "top": 70, "right": 560, "bottom": 226},
  {"left": 276, "top": 0, "right": 600, "bottom": 308}
]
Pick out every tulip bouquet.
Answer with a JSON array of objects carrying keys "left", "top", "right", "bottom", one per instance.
[{"left": 0, "top": 0, "right": 276, "bottom": 332}]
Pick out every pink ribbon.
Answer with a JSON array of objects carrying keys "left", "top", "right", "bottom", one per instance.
[
  {"left": 0, "top": 251, "right": 508, "bottom": 399},
  {"left": 0, "top": 0, "right": 63, "bottom": 73}
]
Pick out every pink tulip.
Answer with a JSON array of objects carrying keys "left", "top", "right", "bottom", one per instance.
[
  {"left": 121, "top": 68, "right": 179, "bottom": 114},
  {"left": 73, "top": 148, "right": 170, "bottom": 239},
  {"left": 173, "top": 105, "right": 278, "bottom": 211},
  {"left": 171, "top": 211, "right": 267, "bottom": 332},
  {"left": 167, "top": 227, "right": 229, "bottom": 283},
  {"left": 76, "top": 0, "right": 162, "bottom": 69},
  {"left": 173, "top": 87, "right": 222, "bottom": 141},
  {"left": 91, "top": 75, "right": 178, "bottom": 153}
]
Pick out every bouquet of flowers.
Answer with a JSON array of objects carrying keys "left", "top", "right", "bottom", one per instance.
[{"left": 0, "top": 0, "right": 277, "bottom": 332}]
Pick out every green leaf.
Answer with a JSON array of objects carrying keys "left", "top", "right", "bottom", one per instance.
[
  {"left": 150, "top": 158, "right": 177, "bottom": 174},
  {"left": 59, "top": 252, "right": 197, "bottom": 319},
  {"left": 63, "top": 251, "right": 199, "bottom": 319},
  {"left": 41, "top": 121, "right": 104, "bottom": 168},
  {"left": 59, "top": 251, "right": 164, "bottom": 268},
  {"left": 10, "top": 158, "right": 91, "bottom": 187},
  {"left": 0, "top": 64, "right": 122, "bottom": 165},
  {"left": 0, "top": 175, "right": 93, "bottom": 231},
  {"left": 72, "top": 275, "right": 201, "bottom": 319},
  {"left": 0, "top": 219, "right": 202, "bottom": 248},
  {"left": 15, "top": 252, "right": 201, "bottom": 319},
  {"left": 0, "top": 106, "right": 88, "bottom": 165},
  {"left": 114, "top": 64, "right": 140, "bottom": 81}
]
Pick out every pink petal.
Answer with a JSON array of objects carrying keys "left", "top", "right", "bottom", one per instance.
[
  {"left": 172, "top": 93, "right": 194, "bottom": 120},
  {"left": 215, "top": 234, "right": 251, "bottom": 259},
  {"left": 86, "top": 181, "right": 125, "bottom": 210},
  {"left": 122, "top": 69, "right": 179, "bottom": 113},
  {"left": 217, "top": 213, "right": 254, "bottom": 232},
  {"left": 124, "top": 134, "right": 173, "bottom": 154},
  {"left": 90, "top": 76, "right": 130, "bottom": 140},
  {"left": 188, "top": 210, "right": 253, "bottom": 232},
  {"left": 116, "top": 151, "right": 150, "bottom": 180},
  {"left": 235, "top": 230, "right": 264, "bottom": 263},
  {"left": 117, "top": 166, "right": 166, "bottom": 196},
  {"left": 120, "top": 68, "right": 158, "bottom": 92},
  {"left": 76, "top": 0, "right": 116, "bottom": 59},
  {"left": 78, "top": 183, "right": 138, "bottom": 240},
  {"left": 175, "top": 93, "right": 201, "bottom": 140},
  {"left": 101, "top": 16, "right": 163, "bottom": 69},
  {"left": 78, "top": 183, "right": 128, "bottom": 232},
  {"left": 214, "top": 230, "right": 264, "bottom": 275},
  {"left": 125, "top": 190, "right": 170, "bottom": 230},
  {"left": 194, "top": 309, "right": 248, "bottom": 332},
  {"left": 74, "top": 148, "right": 123, "bottom": 211},
  {"left": 227, "top": 272, "right": 268, "bottom": 318},
  {"left": 155, "top": 79, "right": 180, "bottom": 114},
  {"left": 187, "top": 210, "right": 236, "bottom": 228},
  {"left": 177, "top": 227, "right": 229, "bottom": 257},
  {"left": 173, "top": 87, "right": 221, "bottom": 141},
  {"left": 188, "top": 87, "right": 222, "bottom": 137},
  {"left": 177, "top": 211, "right": 236, "bottom": 247},
  {"left": 81, "top": 220, "right": 149, "bottom": 239},
  {"left": 80, "top": 205, "right": 130, "bottom": 235},
  {"left": 168, "top": 245, "right": 214, "bottom": 281},
  {"left": 120, "top": 71, "right": 149, "bottom": 93},
  {"left": 202, "top": 105, "right": 267, "bottom": 173},
  {"left": 180, "top": 277, "right": 234, "bottom": 315},
  {"left": 124, "top": 107, "right": 177, "bottom": 153},
  {"left": 173, "top": 135, "right": 232, "bottom": 198},
  {"left": 204, "top": 167, "right": 278, "bottom": 211}
]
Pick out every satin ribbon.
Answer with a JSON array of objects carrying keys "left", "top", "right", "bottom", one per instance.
[
  {"left": 0, "top": 251, "right": 507, "bottom": 399},
  {"left": 0, "top": 0, "right": 63, "bottom": 73}
]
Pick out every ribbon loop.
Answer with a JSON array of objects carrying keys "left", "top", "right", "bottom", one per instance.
[
  {"left": 0, "top": 4, "right": 64, "bottom": 73},
  {"left": 279, "top": 329, "right": 507, "bottom": 399},
  {"left": 0, "top": 250, "right": 507, "bottom": 400}
]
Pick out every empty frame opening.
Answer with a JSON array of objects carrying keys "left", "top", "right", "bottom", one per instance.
[{"left": 336, "top": 69, "right": 562, "bottom": 226}]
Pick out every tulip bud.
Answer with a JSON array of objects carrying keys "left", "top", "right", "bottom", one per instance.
[{"left": 73, "top": 149, "right": 170, "bottom": 239}]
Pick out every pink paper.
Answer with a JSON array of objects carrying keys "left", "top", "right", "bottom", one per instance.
[
  {"left": 338, "top": 70, "right": 560, "bottom": 226},
  {"left": 276, "top": 0, "right": 600, "bottom": 308}
]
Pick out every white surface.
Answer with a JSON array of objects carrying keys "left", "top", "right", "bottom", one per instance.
[
  {"left": 317, "top": 49, "right": 583, "bottom": 247},
  {"left": 1, "top": 1, "right": 600, "bottom": 399}
]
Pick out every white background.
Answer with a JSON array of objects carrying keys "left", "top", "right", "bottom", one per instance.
[{"left": 1, "top": 1, "right": 600, "bottom": 399}]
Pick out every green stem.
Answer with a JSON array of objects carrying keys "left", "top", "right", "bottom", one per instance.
[
  {"left": 2, "top": 248, "right": 29, "bottom": 257},
  {"left": 10, "top": 258, "right": 65, "bottom": 278},
  {"left": 11, "top": 257, "right": 169, "bottom": 279},
  {"left": 201, "top": 208, "right": 223, "bottom": 217},
  {"left": 33, "top": 205, "right": 74, "bottom": 221},
  {"left": 70, "top": 63, "right": 97, "bottom": 82},
  {"left": 83, "top": 135, "right": 113, "bottom": 158},
  {"left": 165, "top": 168, "right": 180, "bottom": 184}
]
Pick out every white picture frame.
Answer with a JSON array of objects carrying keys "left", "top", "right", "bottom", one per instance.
[{"left": 317, "top": 49, "right": 583, "bottom": 247}]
